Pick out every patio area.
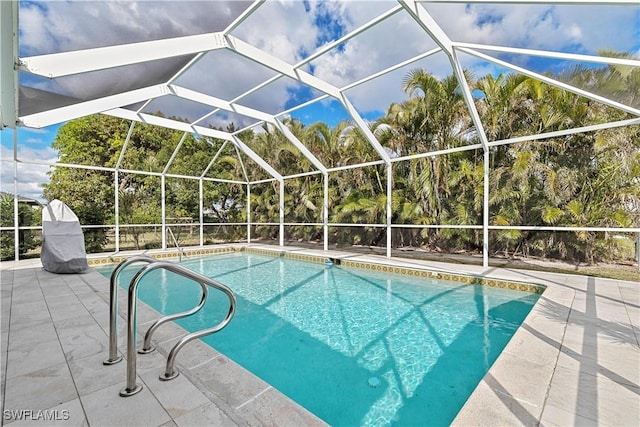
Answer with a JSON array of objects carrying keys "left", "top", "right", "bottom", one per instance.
[{"left": 1, "top": 244, "right": 638, "bottom": 426}]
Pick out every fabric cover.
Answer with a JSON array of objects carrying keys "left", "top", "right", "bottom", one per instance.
[{"left": 41, "top": 199, "right": 88, "bottom": 273}]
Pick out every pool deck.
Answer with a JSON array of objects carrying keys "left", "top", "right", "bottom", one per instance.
[{"left": 1, "top": 244, "right": 638, "bottom": 426}]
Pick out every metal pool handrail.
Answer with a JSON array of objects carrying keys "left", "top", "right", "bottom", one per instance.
[
  {"left": 104, "top": 255, "right": 158, "bottom": 365},
  {"left": 166, "top": 226, "right": 184, "bottom": 262},
  {"left": 120, "top": 261, "right": 236, "bottom": 397},
  {"left": 139, "top": 281, "right": 208, "bottom": 354}
]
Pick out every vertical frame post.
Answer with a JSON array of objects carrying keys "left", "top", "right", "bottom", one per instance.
[
  {"left": 279, "top": 180, "right": 284, "bottom": 247},
  {"left": 161, "top": 175, "right": 166, "bottom": 249},
  {"left": 386, "top": 163, "right": 392, "bottom": 258},
  {"left": 636, "top": 232, "right": 640, "bottom": 273},
  {"left": 199, "top": 178, "right": 204, "bottom": 247},
  {"left": 246, "top": 183, "right": 251, "bottom": 243},
  {"left": 323, "top": 173, "right": 328, "bottom": 251},
  {"left": 114, "top": 171, "right": 120, "bottom": 252},
  {"left": 483, "top": 148, "right": 490, "bottom": 268},
  {"left": 13, "top": 128, "right": 18, "bottom": 261}
]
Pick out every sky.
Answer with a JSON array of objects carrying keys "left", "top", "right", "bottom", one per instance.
[{"left": 1, "top": 0, "right": 639, "bottom": 201}]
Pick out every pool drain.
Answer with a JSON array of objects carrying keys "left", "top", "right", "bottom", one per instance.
[{"left": 368, "top": 376, "right": 381, "bottom": 388}]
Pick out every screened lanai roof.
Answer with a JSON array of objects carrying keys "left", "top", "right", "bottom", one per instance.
[{"left": 1, "top": 0, "right": 639, "bottom": 181}]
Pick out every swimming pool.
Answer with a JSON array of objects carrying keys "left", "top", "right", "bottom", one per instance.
[{"left": 97, "top": 252, "right": 540, "bottom": 426}]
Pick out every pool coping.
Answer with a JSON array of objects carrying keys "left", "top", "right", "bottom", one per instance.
[
  {"left": 3, "top": 243, "right": 638, "bottom": 426},
  {"left": 88, "top": 244, "right": 546, "bottom": 295}
]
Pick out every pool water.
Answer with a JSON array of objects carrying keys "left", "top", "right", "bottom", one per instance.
[{"left": 97, "top": 253, "right": 539, "bottom": 426}]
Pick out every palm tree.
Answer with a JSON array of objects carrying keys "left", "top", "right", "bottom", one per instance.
[{"left": 383, "top": 70, "right": 474, "bottom": 250}]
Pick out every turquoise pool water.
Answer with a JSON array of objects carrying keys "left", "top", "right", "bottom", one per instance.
[{"left": 97, "top": 253, "right": 539, "bottom": 426}]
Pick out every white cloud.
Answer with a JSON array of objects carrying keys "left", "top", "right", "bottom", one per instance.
[
  {"left": 20, "top": 1, "right": 252, "bottom": 55},
  {"left": 173, "top": 49, "right": 285, "bottom": 120},
  {"left": 227, "top": 1, "right": 320, "bottom": 64},
  {"left": 0, "top": 145, "right": 57, "bottom": 202},
  {"left": 19, "top": 1, "right": 252, "bottom": 101},
  {"left": 424, "top": 3, "right": 637, "bottom": 54}
]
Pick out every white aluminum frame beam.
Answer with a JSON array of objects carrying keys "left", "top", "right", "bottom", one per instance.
[
  {"left": 12, "top": 156, "right": 245, "bottom": 183},
  {"left": 295, "top": 5, "right": 404, "bottom": 68},
  {"left": 453, "top": 42, "right": 640, "bottom": 68},
  {"left": 169, "top": 84, "right": 275, "bottom": 124},
  {"left": 342, "top": 48, "right": 443, "bottom": 92},
  {"left": 233, "top": 144, "right": 250, "bottom": 182},
  {"left": 167, "top": 52, "right": 207, "bottom": 86},
  {"left": 417, "top": 0, "right": 636, "bottom": 4},
  {"left": 398, "top": 0, "right": 453, "bottom": 54},
  {"left": 393, "top": 143, "right": 484, "bottom": 163},
  {"left": 19, "top": 33, "right": 228, "bottom": 78},
  {"left": 283, "top": 170, "right": 323, "bottom": 180},
  {"left": 277, "top": 94, "right": 330, "bottom": 118},
  {"left": 489, "top": 118, "right": 640, "bottom": 147},
  {"left": 228, "top": 74, "right": 283, "bottom": 109},
  {"left": 340, "top": 95, "right": 391, "bottom": 164},
  {"left": 224, "top": 35, "right": 342, "bottom": 99},
  {"left": 231, "top": 135, "right": 282, "bottom": 182},
  {"left": 162, "top": 132, "right": 189, "bottom": 174},
  {"left": 106, "top": 108, "right": 231, "bottom": 140},
  {"left": 383, "top": 118, "right": 640, "bottom": 163},
  {"left": 460, "top": 47, "right": 640, "bottom": 116},
  {"left": 489, "top": 225, "right": 640, "bottom": 233},
  {"left": 273, "top": 118, "right": 327, "bottom": 174},
  {"left": 327, "top": 159, "right": 386, "bottom": 173},
  {"left": 251, "top": 177, "right": 278, "bottom": 185},
  {"left": 224, "top": 0, "right": 266, "bottom": 35},
  {"left": 22, "top": 85, "right": 171, "bottom": 128},
  {"left": 201, "top": 140, "right": 230, "bottom": 179},
  {"left": 115, "top": 122, "right": 137, "bottom": 169}
]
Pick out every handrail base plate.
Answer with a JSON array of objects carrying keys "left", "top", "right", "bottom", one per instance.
[
  {"left": 119, "top": 384, "right": 143, "bottom": 397},
  {"left": 159, "top": 371, "right": 179, "bottom": 381},
  {"left": 103, "top": 356, "right": 123, "bottom": 365}
]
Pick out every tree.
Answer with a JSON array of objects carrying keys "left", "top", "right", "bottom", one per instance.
[
  {"left": 43, "top": 115, "right": 126, "bottom": 252},
  {"left": 43, "top": 167, "right": 114, "bottom": 252},
  {"left": 0, "top": 195, "right": 39, "bottom": 260}
]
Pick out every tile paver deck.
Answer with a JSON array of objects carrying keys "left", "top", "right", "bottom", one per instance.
[{"left": 1, "top": 244, "right": 638, "bottom": 426}]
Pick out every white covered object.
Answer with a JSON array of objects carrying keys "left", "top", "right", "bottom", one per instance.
[{"left": 41, "top": 199, "right": 88, "bottom": 273}]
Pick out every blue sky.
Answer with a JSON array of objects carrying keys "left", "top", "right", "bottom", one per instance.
[{"left": 2, "top": 0, "right": 639, "bottom": 201}]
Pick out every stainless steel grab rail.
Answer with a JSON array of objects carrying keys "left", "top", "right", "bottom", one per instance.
[
  {"left": 120, "top": 261, "right": 236, "bottom": 397},
  {"left": 161, "top": 281, "right": 235, "bottom": 381},
  {"left": 139, "top": 281, "right": 208, "bottom": 354},
  {"left": 104, "top": 255, "right": 157, "bottom": 365},
  {"left": 166, "top": 227, "right": 184, "bottom": 262}
]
